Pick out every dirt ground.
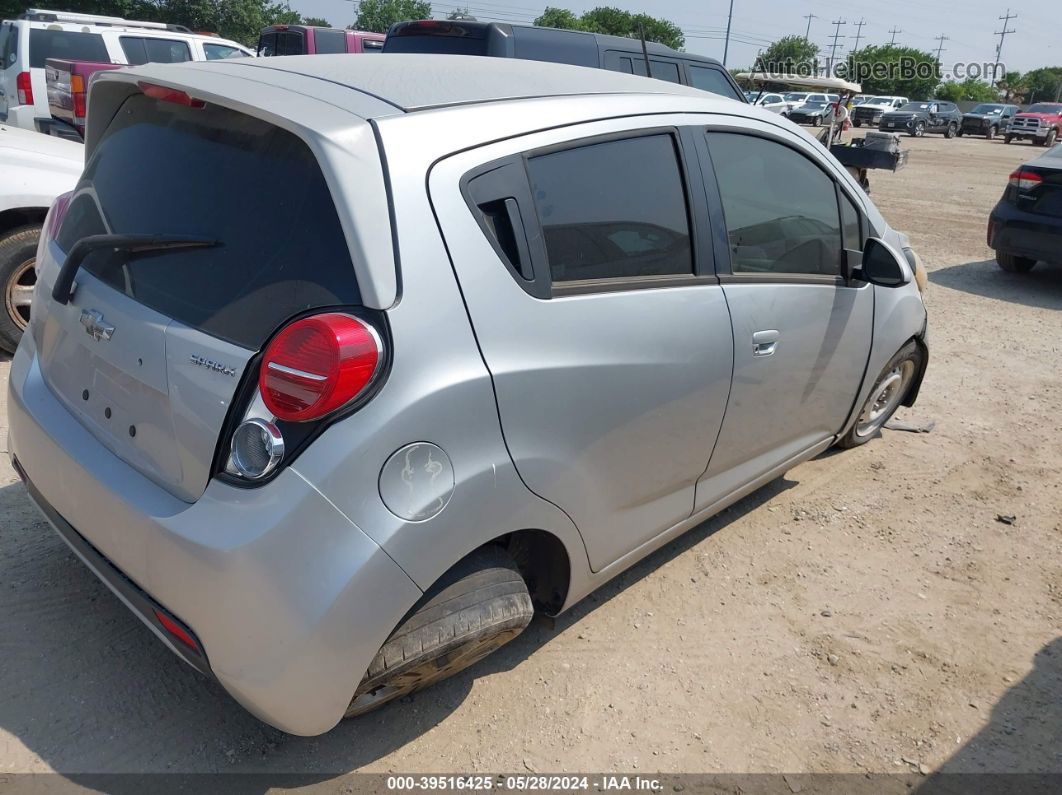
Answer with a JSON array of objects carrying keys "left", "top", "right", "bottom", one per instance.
[{"left": 0, "top": 133, "right": 1059, "bottom": 781}]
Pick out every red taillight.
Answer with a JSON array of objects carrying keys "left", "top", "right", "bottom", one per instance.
[
  {"left": 42, "top": 192, "right": 73, "bottom": 243},
  {"left": 71, "top": 74, "right": 86, "bottom": 125},
  {"left": 260, "top": 314, "right": 382, "bottom": 422},
  {"left": 16, "top": 71, "right": 33, "bottom": 105},
  {"left": 138, "top": 81, "right": 204, "bottom": 108},
  {"left": 1008, "top": 169, "right": 1043, "bottom": 191},
  {"left": 153, "top": 609, "right": 200, "bottom": 652}
]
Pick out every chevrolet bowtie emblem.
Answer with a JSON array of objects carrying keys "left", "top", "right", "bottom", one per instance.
[{"left": 80, "top": 309, "right": 115, "bottom": 342}]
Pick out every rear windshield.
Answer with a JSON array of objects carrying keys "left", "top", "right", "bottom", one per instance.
[
  {"left": 383, "top": 34, "right": 489, "bottom": 55},
  {"left": 29, "top": 28, "right": 109, "bottom": 68},
  {"left": 57, "top": 94, "right": 360, "bottom": 349},
  {"left": 257, "top": 30, "right": 305, "bottom": 56}
]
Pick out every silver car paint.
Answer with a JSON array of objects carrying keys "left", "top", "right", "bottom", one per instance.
[{"left": 8, "top": 57, "right": 927, "bottom": 735}]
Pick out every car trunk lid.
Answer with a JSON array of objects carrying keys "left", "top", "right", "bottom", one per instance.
[{"left": 32, "top": 87, "right": 366, "bottom": 502}]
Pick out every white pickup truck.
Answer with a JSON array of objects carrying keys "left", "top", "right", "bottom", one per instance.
[{"left": 0, "top": 123, "right": 82, "bottom": 352}]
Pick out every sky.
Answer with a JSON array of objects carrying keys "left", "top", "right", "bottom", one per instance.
[{"left": 287, "top": 0, "right": 1059, "bottom": 76}]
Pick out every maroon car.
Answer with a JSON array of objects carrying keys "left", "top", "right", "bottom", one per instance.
[{"left": 257, "top": 25, "right": 384, "bottom": 56}]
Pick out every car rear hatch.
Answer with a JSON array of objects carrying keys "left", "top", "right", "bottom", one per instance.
[
  {"left": 1015, "top": 160, "right": 1062, "bottom": 218},
  {"left": 31, "top": 79, "right": 379, "bottom": 502}
]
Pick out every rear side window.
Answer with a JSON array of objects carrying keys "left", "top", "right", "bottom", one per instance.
[
  {"left": 617, "top": 56, "right": 681, "bottom": 84},
  {"left": 314, "top": 28, "right": 346, "bottom": 54},
  {"left": 383, "top": 34, "right": 489, "bottom": 55},
  {"left": 688, "top": 64, "right": 742, "bottom": 100},
  {"left": 526, "top": 134, "right": 692, "bottom": 282},
  {"left": 707, "top": 132, "right": 842, "bottom": 276},
  {"left": 512, "top": 26, "right": 597, "bottom": 67},
  {"left": 29, "top": 29, "right": 109, "bottom": 68},
  {"left": 58, "top": 93, "right": 360, "bottom": 349},
  {"left": 119, "top": 37, "right": 192, "bottom": 65}
]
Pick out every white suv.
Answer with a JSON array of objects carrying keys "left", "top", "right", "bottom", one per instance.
[{"left": 0, "top": 8, "right": 252, "bottom": 134}]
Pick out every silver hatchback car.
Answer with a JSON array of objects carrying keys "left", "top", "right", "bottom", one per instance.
[{"left": 8, "top": 55, "right": 929, "bottom": 735}]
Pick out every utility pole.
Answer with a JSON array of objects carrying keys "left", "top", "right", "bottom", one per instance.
[
  {"left": 827, "top": 19, "right": 846, "bottom": 76},
  {"left": 933, "top": 33, "right": 948, "bottom": 62},
  {"left": 722, "top": 0, "right": 735, "bottom": 67},
  {"left": 994, "top": 9, "right": 1017, "bottom": 66},
  {"left": 803, "top": 13, "right": 817, "bottom": 41},
  {"left": 888, "top": 27, "right": 902, "bottom": 45},
  {"left": 851, "top": 18, "right": 866, "bottom": 52}
]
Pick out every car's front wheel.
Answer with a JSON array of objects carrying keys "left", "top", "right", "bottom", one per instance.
[
  {"left": 986, "top": 125, "right": 997, "bottom": 140},
  {"left": 344, "top": 546, "right": 534, "bottom": 717},
  {"left": 839, "top": 341, "right": 923, "bottom": 448},
  {"left": 911, "top": 121, "right": 926, "bottom": 137},
  {"left": 0, "top": 225, "right": 40, "bottom": 354},
  {"left": 944, "top": 122, "right": 958, "bottom": 139},
  {"left": 1043, "top": 129, "right": 1058, "bottom": 147},
  {"left": 1004, "top": 134, "right": 1014, "bottom": 144},
  {"left": 996, "top": 251, "right": 1037, "bottom": 273},
  {"left": 853, "top": 119, "right": 862, "bottom": 128}
]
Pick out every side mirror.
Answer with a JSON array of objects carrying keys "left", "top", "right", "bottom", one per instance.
[{"left": 852, "top": 238, "right": 912, "bottom": 287}]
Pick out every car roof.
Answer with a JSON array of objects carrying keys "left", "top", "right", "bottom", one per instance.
[{"left": 206, "top": 53, "right": 711, "bottom": 113}]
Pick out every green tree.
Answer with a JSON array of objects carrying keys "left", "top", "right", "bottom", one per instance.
[
  {"left": 755, "top": 35, "right": 819, "bottom": 74},
  {"left": 845, "top": 44, "right": 940, "bottom": 100},
  {"left": 352, "top": 0, "right": 431, "bottom": 34},
  {"left": 534, "top": 6, "right": 581, "bottom": 30},
  {"left": 1022, "top": 66, "right": 1062, "bottom": 104},
  {"left": 995, "top": 71, "right": 1027, "bottom": 103},
  {"left": 936, "top": 78, "right": 998, "bottom": 103},
  {"left": 301, "top": 16, "right": 330, "bottom": 26},
  {"left": 144, "top": 0, "right": 303, "bottom": 44},
  {"left": 534, "top": 5, "right": 683, "bottom": 50}
]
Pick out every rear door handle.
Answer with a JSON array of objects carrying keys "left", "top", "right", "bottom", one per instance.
[{"left": 752, "top": 329, "right": 779, "bottom": 357}]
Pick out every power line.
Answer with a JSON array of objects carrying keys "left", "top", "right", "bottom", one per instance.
[
  {"left": 803, "top": 13, "right": 817, "bottom": 41},
  {"left": 888, "top": 26, "right": 902, "bottom": 45},
  {"left": 826, "top": 18, "right": 846, "bottom": 75},
  {"left": 933, "top": 33, "right": 948, "bottom": 63},
  {"left": 994, "top": 8, "right": 1017, "bottom": 65},
  {"left": 850, "top": 17, "right": 866, "bottom": 52}
]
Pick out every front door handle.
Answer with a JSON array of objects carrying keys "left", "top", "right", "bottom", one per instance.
[{"left": 752, "top": 329, "right": 779, "bottom": 357}]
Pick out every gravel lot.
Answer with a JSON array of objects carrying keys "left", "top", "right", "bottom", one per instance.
[{"left": 0, "top": 133, "right": 1059, "bottom": 779}]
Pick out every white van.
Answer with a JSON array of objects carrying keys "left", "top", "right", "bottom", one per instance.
[{"left": 0, "top": 8, "right": 252, "bottom": 134}]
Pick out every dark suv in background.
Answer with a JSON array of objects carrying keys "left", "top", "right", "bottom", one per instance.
[
  {"left": 880, "top": 100, "right": 962, "bottom": 138},
  {"left": 959, "top": 103, "right": 1019, "bottom": 139},
  {"left": 383, "top": 20, "right": 746, "bottom": 102}
]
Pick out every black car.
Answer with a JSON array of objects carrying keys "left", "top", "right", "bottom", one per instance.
[
  {"left": 384, "top": 20, "right": 746, "bottom": 102},
  {"left": 959, "top": 103, "right": 1020, "bottom": 139},
  {"left": 988, "top": 146, "right": 1062, "bottom": 272},
  {"left": 879, "top": 100, "right": 962, "bottom": 138}
]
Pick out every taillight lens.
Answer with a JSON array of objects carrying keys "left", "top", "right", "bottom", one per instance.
[
  {"left": 138, "top": 81, "right": 205, "bottom": 108},
  {"left": 16, "top": 71, "right": 33, "bottom": 105},
  {"left": 260, "top": 313, "right": 381, "bottom": 422},
  {"left": 1008, "top": 169, "right": 1043, "bottom": 191},
  {"left": 42, "top": 192, "right": 73, "bottom": 244},
  {"left": 71, "top": 74, "right": 87, "bottom": 124}
]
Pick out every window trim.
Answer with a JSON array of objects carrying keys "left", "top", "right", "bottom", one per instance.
[
  {"left": 699, "top": 125, "right": 867, "bottom": 286},
  {"left": 461, "top": 126, "right": 717, "bottom": 299}
]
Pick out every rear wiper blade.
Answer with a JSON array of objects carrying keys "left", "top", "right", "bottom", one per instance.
[{"left": 52, "top": 233, "right": 219, "bottom": 305}]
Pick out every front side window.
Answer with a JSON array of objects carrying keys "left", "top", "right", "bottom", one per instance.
[
  {"left": 688, "top": 65, "right": 742, "bottom": 100},
  {"left": 204, "top": 43, "right": 247, "bottom": 60},
  {"left": 707, "top": 132, "right": 842, "bottom": 276},
  {"left": 120, "top": 37, "right": 192, "bottom": 65},
  {"left": 526, "top": 134, "right": 693, "bottom": 283}
]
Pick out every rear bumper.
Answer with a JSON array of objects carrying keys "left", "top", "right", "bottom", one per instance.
[
  {"left": 7, "top": 335, "right": 422, "bottom": 735},
  {"left": 990, "top": 201, "right": 1062, "bottom": 264}
]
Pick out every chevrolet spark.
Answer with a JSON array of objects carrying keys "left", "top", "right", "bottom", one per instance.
[{"left": 8, "top": 54, "right": 929, "bottom": 735}]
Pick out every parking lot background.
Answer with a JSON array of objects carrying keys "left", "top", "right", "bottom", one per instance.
[{"left": 0, "top": 134, "right": 1059, "bottom": 777}]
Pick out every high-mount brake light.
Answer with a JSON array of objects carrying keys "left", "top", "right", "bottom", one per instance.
[
  {"left": 1008, "top": 169, "right": 1043, "bottom": 191},
  {"left": 260, "top": 314, "right": 382, "bottom": 423},
  {"left": 138, "top": 81, "right": 205, "bottom": 108}
]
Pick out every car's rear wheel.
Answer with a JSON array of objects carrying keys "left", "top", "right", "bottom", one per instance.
[
  {"left": 986, "top": 125, "right": 997, "bottom": 140},
  {"left": 839, "top": 342, "right": 922, "bottom": 449},
  {"left": 911, "top": 121, "right": 926, "bottom": 137},
  {"left": 956, "top": 128, "right": 964, "bottom": 137},
  {"left": 344, "top": 546, "right": 534, "bottom": 718},
  {"left": 996, "top": 251, "right": 1037, "bottom": 273},
  {"left": 1044, "top": 129, "right": 1058, "bottom": 147},
  {"left": 944, "top": 122, "right": 957, "bottom": 139},
  {"left": 0, "top": 225, "right": 40, "bottom": 355}
]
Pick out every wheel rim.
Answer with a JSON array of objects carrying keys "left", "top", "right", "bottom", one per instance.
[
  {"left": 5, "top": 256, "right": 36, "bottom": 331},
  {"left": 855, "top": 359, "right": 916, "bottom": 438},
  {"left": 915, "top": 123, "right": 925, "bottom": 136},
  {"left": 345, "top": 627, "right": 521, "bottom": 717}
]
